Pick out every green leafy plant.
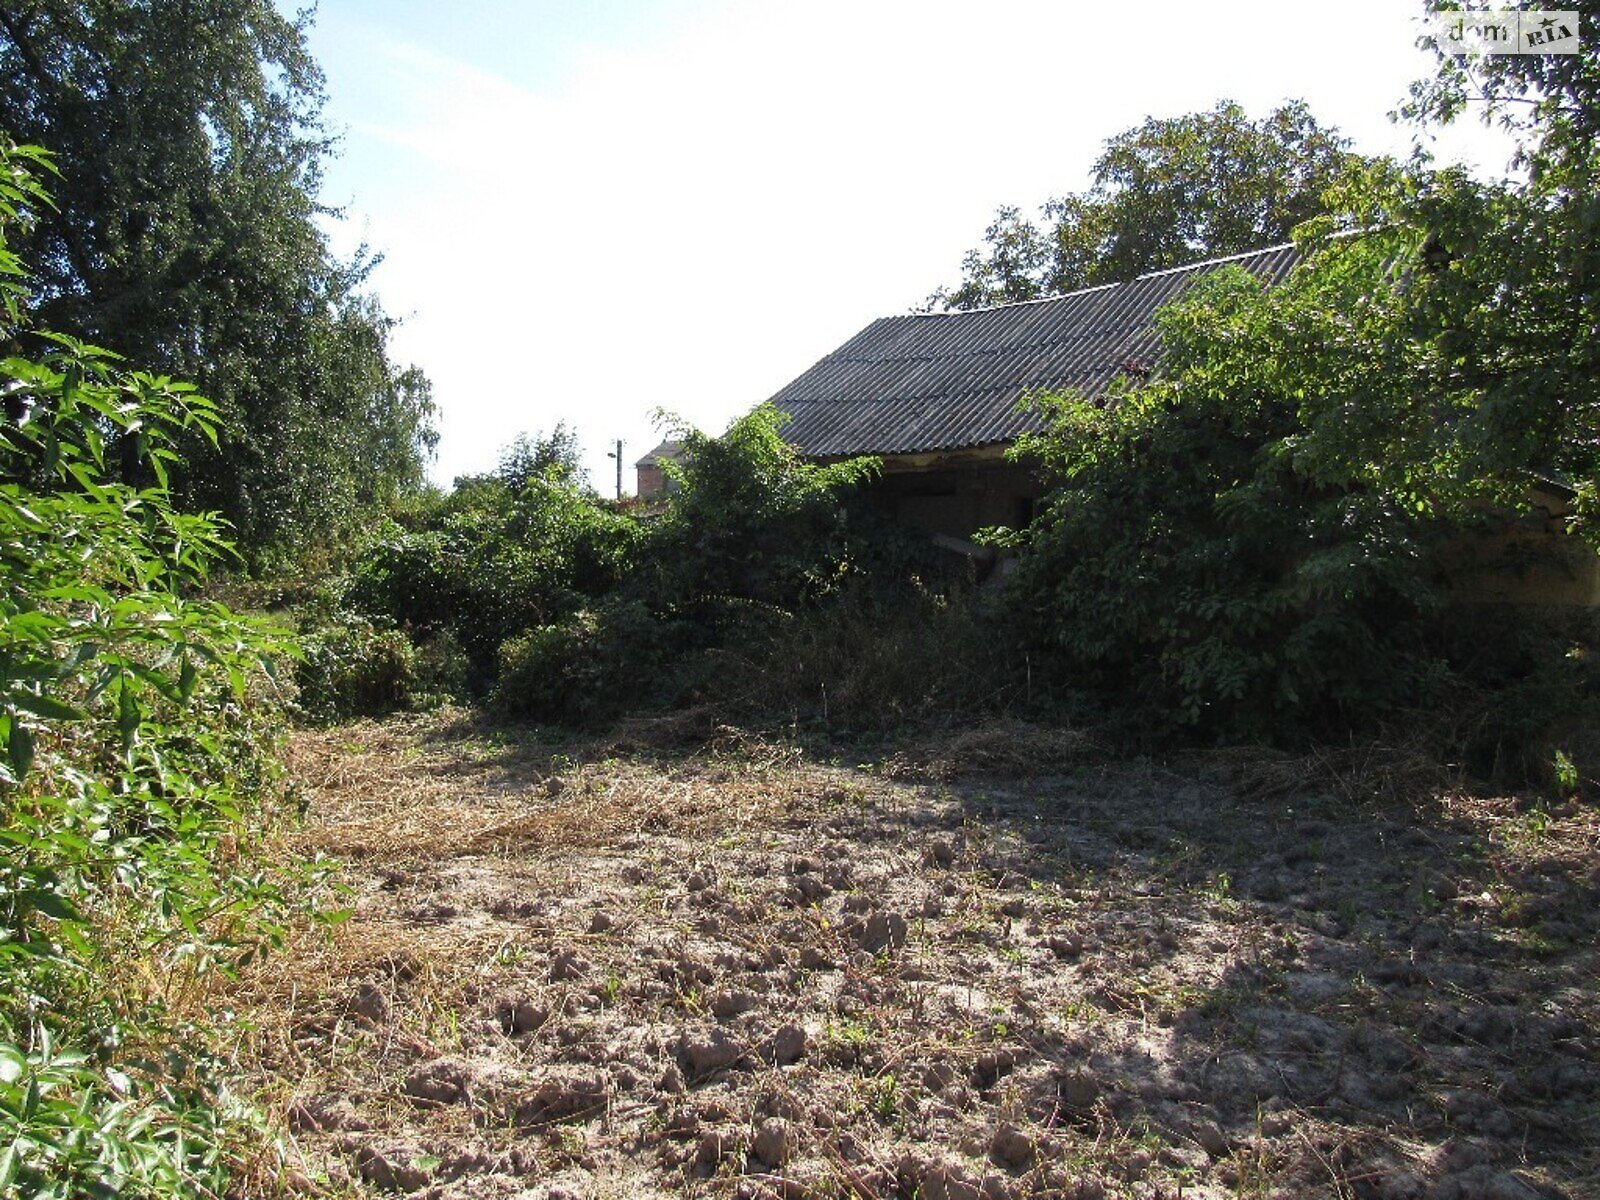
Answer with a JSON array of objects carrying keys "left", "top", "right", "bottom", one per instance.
[
  {"left": 1552, "top": 749, "right": 1579, "bottom": 800},
  {"left": 346, "top": 446, "right": 643, "bottom": 684},
  {"left": 1006, "top": 245, "right": 1443, "bottom": 738},
  {"left": 0, "top": 138, "right": 315, "bottom": 1197},
  {"left": 0, "top": 3, "right": 438, "bottom": 562},
  {"left": 1006, "top": 177, "right": 1600, "bottom": 753}
]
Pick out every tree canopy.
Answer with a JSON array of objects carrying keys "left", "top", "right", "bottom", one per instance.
[
  {"left": 928, "top": 100, "right": 1363, "bottom": 310},
  {"left": 494, "top": 423, "right": 586, "bottom": 492},
  {"left": 1397, "top": 2, "right": 1599, "bottom": 532},
  {"left": 0, "top": 0, "right": 436, "bottom": 561},
  {"left": 1000, "top": 21, "right": 1600, "bottom": 746}
]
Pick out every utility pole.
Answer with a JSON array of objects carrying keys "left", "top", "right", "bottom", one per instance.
[{"left": 605, "top": 438, "right": 623, "bottom": 500}]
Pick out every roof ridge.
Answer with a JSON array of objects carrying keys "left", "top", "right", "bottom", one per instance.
[{"left": 920, "top": 241, "right": 1298, "bottom": 317}]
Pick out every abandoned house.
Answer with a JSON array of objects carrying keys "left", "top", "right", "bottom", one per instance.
[
  {"left": 762, "top": 241, "right": 1599, "bottom": 604},
  {"left": 766, "top": 244, "right": 1299, "bottom": 544}
]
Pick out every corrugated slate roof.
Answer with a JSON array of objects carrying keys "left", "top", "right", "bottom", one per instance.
[{"left": 771, "top": 243, "right": 1300, "bottom": 457}]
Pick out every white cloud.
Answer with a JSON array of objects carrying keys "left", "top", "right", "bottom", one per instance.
[{"left": 310, "top": 0, "right": 1518, "bottom": 490}]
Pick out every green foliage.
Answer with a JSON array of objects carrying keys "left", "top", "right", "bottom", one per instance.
[
  {"left": 484, "top": 407, "right": 877, "bottom": 723},
  {"left": 295, "top": 615, "right": 420, "bottom": 722},
  {"left": 0, "top": 140, "right": 313, "bottom": 1196},
  {"left": 340, "top": 405, "right": 1029, "bottom": 732},
  {"left": 642, "top": 404, "right": 880, "bottom": 611},
  {"left": 929, "top": 34, "right": 1598, "bottom": 751},
  {"left": 1428, "top": 606, "right": 1600, "bottom": 781},
  {"left": 494, "top": 602, "right": 662, "bottom": 724},
  {"left": 710, "top": 582, "right": 1017, "bottom": 733},
  {"left": 335, "top": 405, "right": 889, "bottom": 726},
  {"left": 346, "top": 451, "right": 643, "bottom": 681},
  {"left": 1407, "top": 0, "right": 1599, "bottom": 177},
  {"left": 1394, "top": 6, "right": 1599, "bottom": 550},
  {"left": 1008, "top": 147, "right": 1600, "bottom": 748},
  {"left": 1553, "top": 748, "right": 1579, "bottom": 799},
  {"left": 930, "top": 100, "right": 1362, "bottom": 310},
  {"left": 495, "top": 423, "right": 585, "bottom": 491},
  {"left": 0, "top": 2, "right": 437, "bottom": 561},
  {"left": 1008, "top": 250, "right": 1445, "bottom": 736},
  {"left": 1301, "top": 171, "right": 1596, "bottom": 542}
]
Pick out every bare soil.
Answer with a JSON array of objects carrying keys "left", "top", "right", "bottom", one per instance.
[{"left": 234, "top": 709, "right": 1600, "bottom": 1200}]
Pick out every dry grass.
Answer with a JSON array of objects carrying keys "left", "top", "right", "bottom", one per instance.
[
  {"left": 878, "top": 719, "right": 1095, "bottom": 781},
  {"left": 1197, "top": 739, "right": 1458, "bottom": 806},
  {"left": 282, "top": 709, "right": 813, "bottom": 864}
]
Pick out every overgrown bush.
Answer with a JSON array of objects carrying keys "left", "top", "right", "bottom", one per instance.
[
  {"left": 366, "top": 406, "right": 1037, "bottom": 733},
  {"left": 1006, "top": 207, "right": 1600, "bottom": 755},
  {"left": 487, "top": 407, "right": 890, "bottom": 724},
  {"left": 294, "top": 615, "right": 421, "bottom": 721},
  {"left": 0, "top": 141, "right": 318, "bottom": 1196},
  {"left": 1007, "top": 253, "right": 1442, "bottom": 738},
  {"left": 1426, "top": 605, "right": 1600, "bottom": 786},
  {"left": 699, "top": 583, "right": 1025, "bottom": 733},
  {"left": 345, "top": 456, "right": 642, "bottom": 678},
  {"left": 639, "top": 405, "right": 879, "bottom": 611},
  {"left": 494, "top": 601, "right": 669, "bottom": 724}
]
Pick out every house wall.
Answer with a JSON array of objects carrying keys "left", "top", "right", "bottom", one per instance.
[
  {"left": 637, "top": 464, "right": 666, "bottom": 499},
  {"left": 1432, "top": 500, "right": 1600, "bottom": 607},
  {"left": 854, "top": 449, "right": 1047, "bottom": 542}
]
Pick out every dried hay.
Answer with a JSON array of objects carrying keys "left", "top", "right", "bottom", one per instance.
[
  {"left": 605, "top": 703, "right": 729, "bottom": 752},
  {"left": 1207, "top": 740, "right": 1456, "bottom": 807},
  {"left": 284, "top": 715, "right": 811, "bottom": 865},
  {"left": 878, "top": 718, "right": 1094, "bottom": 781}
]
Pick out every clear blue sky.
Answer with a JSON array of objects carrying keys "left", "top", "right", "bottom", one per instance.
[{"left": 295, "top": 1, "right": 1515, "bottom": 492}]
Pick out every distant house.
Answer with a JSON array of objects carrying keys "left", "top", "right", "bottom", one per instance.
[
  {"left": 768, "top": 244, "right": 1299, "bottom": 541},
  {"left": 635, "top": 440, "right": 685, "bottom": 500}
]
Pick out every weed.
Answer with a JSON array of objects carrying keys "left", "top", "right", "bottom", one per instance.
[
  {"left": 1552, "top": 748, "right": 1579, "bottom": 799},
  {"left": 870, "top": 1073, "right": 901, "bottom": 1122},
  {"left": 1060, "top": 998, "right": 1103, "bottom": 1025},
  {"left": 1204, "top": 870, "right": 1241, "bottom": 912},
  {"left": 492, "top": 942, "right": 529, "bottom": 968}
]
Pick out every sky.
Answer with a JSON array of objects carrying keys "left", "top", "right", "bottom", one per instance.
[{"left": 297, "top": 0, "right": 1518, "bottom": 494}]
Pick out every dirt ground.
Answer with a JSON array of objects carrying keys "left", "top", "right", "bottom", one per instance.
[{"left": 233, "top": 709, "right": 1600, "bottom": 1200}]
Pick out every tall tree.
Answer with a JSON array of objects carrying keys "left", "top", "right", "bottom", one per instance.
[
  {"left": 1399, "top": 0, "right": 1599, "bottom": 534},
  {"left": 496, "top": 424, "right": 587, "bottom": 492},
  {"left": 0, "top": 0, "right": 436, "bottom": 560},
  {"left": 928, "top": 100, "right": 1362, "bottom": 310},
  {"left": 1408, "top": 0, "right": 1598, "bottom": 174}
]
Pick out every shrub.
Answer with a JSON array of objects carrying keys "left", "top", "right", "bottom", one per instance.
[
  {"left": 1006, "top": 210, "right": 1600, "bottom": 757},
  {"left": 0, "top": 140, "right": 318, "bottom": 1197},
  {"left": 1428, "top": 605, "right": 1600, "bottom": 786},
  {"left": 484, "top": 446, "right": 1029, "bottom": 733},
  {"left": 345, "top": 466, "right": 642, "bottom": 678},
  {"left": 705, "top": 583, "right": 1023, "bottom": 734},
  {"left": 494, "top": 616, "right": 601, "bottom": 723},
  {"left": 493, "top": 600, "right": 683, "bottom": 725},
  {"left": 643, "top": 404, "right": 878, "bottom": 611},
  {"left": 294, "top": 616, "right": 420, "bottom": 722},
  {"left": 1006, "top": 250, "right": 1445, "bottom": 739}
]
